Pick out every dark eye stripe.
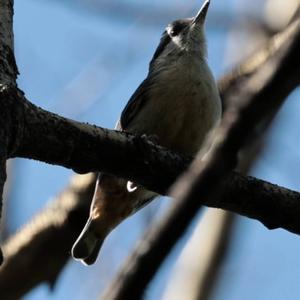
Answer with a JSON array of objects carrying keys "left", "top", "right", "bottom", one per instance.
[
  {"left": 170, "top": 22, "right": 186, "bottom": 36},
  {"left": 168, "top": 19, "right": 190, "bottom": 37},
  {"left": 149, "top": 18, "right": 191, "bottom": 67}
]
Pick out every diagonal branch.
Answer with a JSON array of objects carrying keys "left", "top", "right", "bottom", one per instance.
[
  {"left": 101, "top": 20, "right": 300, "bottom": 300},
  {"left": 0, "top": 174, "right": 95, "bottom": 299},
  {"left": 162, "top": 210, "right": 235, "bottom": 300},
  {"left": 1, "top": 170, "right": 300, "bottom": 299}
]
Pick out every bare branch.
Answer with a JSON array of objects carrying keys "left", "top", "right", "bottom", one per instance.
[
  {"left": 1, "top": 86, "right": 299, "bottom": 234},
  {"left": 0, "top": 0, "right": 18, "bottom": 264},
  {"left": 4, "top": 87, "right": 186, "bottom": 192},
  {"left": 0, "top": 0, "right": 18, "bottom": 84},
  {"left": 1, "top": 169, "right": 300, "bottom": 298},
  {"left": 0, "top": 174, "right": 95, "bottom": 299}
]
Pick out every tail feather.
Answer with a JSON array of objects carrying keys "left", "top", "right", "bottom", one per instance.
[
  {"left": 72, "top": 219, "right": 104, "bottom": 265},
  {"left": 81, "top": 240, "right": 103, "bottom": 265}
]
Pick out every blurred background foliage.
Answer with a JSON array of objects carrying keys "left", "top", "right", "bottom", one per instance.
[{"left": 2, "top": 0, "right": 300, "bottom": 299}]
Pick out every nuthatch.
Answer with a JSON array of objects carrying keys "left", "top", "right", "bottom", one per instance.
[{"left": 72, "top": 0, "right": 221, "bottom": 265}]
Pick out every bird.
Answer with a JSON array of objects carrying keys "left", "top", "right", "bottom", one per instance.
[{"left": 71, "top": 0, "right": 221, "bottom": 265}]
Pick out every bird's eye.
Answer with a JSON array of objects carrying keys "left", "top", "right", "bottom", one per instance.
[
  {"left": 170, "top": 29, "right": 177, "bottom": 37},
  {"left": 169, "top": 27, "right": 180, "bottom": 37},
  {"left": 168, "top": 21, "right": 187, "bottom": 37}
]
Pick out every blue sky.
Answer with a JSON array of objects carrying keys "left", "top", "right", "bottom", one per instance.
[{"left": 6, "top": 0, "right": 300, "bottom": 299}]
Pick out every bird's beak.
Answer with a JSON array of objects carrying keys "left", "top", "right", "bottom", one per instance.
[{"left": 193, "top": 0, "right": 210, "bottom": 25}]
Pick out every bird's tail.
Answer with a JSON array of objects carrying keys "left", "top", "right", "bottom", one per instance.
[{"left": 71, "top": 218, "right": 105, "bottom": 265}]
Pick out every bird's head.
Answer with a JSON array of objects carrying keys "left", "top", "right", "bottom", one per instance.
[{"left": 150, "top": 0, "right": 210, "bottom": 69}]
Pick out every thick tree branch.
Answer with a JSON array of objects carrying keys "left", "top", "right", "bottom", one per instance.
[
  {"left": 0, "top": 0, "right": 18, "bottom": 264},
  {"left": 1, "top": 88, "right": 186, "bottom": 193},
  {"left": 0, "top": 0, "right": 18, "bottom": 85},
  {"left": 1, "top": 87, "right": 300, "bottom": 234},
  {"left": 101, "top": 20, "right": 300, "bottom": 300}
]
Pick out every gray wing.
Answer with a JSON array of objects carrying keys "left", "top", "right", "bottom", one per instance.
[
  {"left": 119, "top": 29, "right": 170, "bottom": 130},
  {"left": 119, "top": 76, "right": 154, "bottom": 130}
]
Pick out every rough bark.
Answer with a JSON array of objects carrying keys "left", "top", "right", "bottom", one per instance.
[
  {"left": 11, "top": 88, "right": 187, "bottom": 191},
  {"left": 1, "top": 87, "right": 300, "bottom": 234},
  {"left": 0, "top": 0, "right": 19, "bottom": 264},
  {"left": 0, "top": 0, "right": 18, "bottom": 85}
]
